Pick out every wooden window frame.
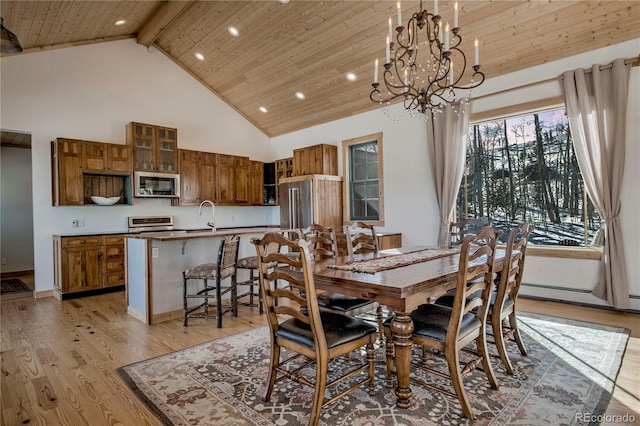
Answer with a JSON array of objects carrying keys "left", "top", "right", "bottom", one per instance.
[{"left": 342, "top": 132, "right": 384, "bottom": 227}]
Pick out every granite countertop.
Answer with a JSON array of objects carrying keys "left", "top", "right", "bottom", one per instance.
[{"left": 126, "top": 227, "right": 281, "bottom": 241}]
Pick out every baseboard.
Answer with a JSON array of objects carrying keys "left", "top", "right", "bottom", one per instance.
[
  {"left": 152, "top": 309, "right": 183, "bottom": 324},
  {"left": 520, "top": 282, "right": 640, "bottom": 313},
  {"left": 1, "top": 270, "right": 34, "bottom": 279},
  {"left": 35, "top": 289, "right": 55, "bottom": 299},
  {"left": 127, "top": 306, "right": 148, "bottom": 324}
]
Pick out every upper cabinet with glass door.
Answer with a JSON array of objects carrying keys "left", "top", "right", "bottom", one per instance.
[{"left": 127, "top": 122, "right": 178, "bottom": 173}]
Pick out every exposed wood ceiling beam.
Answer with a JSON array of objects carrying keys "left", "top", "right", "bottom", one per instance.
[{"left": 136, "top": 0, "right": 193, "bottom": 47}]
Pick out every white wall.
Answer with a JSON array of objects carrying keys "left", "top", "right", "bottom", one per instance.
[
  {"left": 0, "top": 39, "right": 274, "bottom": 293},
  {"left": 0, "top": 146, "right": 34, "bottom": 273},
  {"left": 271, "top": 39, "right": 640, "bottom": 310}
]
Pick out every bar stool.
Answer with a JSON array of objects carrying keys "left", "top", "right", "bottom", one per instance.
[
  {"left": 183, "top": 236, "right": 240, "bottom": 328},
  {"left": 236, "top": 255, "right": 263, "bottom": 314}
]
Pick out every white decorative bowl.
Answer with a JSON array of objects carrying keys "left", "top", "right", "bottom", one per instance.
[{"left": 91, "top": 195, "right": 121, "bottom": 206}]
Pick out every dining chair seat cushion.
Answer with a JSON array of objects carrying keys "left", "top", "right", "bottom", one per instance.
[
  {"left": 435, "top": 289, "right": 513, "bottom": 314},
  {"left": 184, "top": 264, "right": 235, "bottom": 280},
  {"left": 383, "top": 304, "right": 481, "bottom": 342},
  {"left": 276, "top": 312, "right": 377, "bottom": 350},
  {"left": 316, "top": 293, "right": 375, "bottom": 312}
]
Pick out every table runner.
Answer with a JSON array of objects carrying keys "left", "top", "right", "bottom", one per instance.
[{"left": 327, "top": 248, "right": 459, "bottom": 274}]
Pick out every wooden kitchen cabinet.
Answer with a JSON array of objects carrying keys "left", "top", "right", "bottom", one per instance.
[
  {"left": 52, "top": 138, "right": 130, "bottom": 206},
  {"left": 127, "top": 122, "right": 178, "bottom": 173},
  {"left": 53, "top": 234, "right": 126, "bottom": 299},
  {"left": 293, "top": 143, "right": 337, "bottom": 176},
  {"left": 173, "top": 149, "right": 217, "bottom": 206},
  {"left": 276, "top": 157, "right": 293, "bottom": 180},
  {"left": 51, "top": 138, "right": 84, "bottom": 206},
  {"left": 336, "top": 232, "right": 402, "bottom": 256},
  {"left": 217, "top": 154, "right": 250, "bottom": 205},
  {"left": 249, "top": 160, "right": 264, "bottom": 205},
  {"left": 82, "top": 141, "right": 132, "bottom": 175},
  {"left": 103, "top": 235, "right": 126, "bottom": 288}
]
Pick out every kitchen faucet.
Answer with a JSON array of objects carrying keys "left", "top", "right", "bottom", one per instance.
[{"left": 198, "top": 200, "right": 216, "bottom": 233}]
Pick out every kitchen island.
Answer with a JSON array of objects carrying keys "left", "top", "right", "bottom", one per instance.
[{"left": 126, "top": 227, "right": 279, "bottom": 324}]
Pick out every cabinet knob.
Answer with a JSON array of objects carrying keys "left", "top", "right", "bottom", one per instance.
[
  {"left": 80, "top": 240, "right": 85, "bottom": 244},
  {"left": 97, "top": 252, "right": 102, "bottom": 258}
]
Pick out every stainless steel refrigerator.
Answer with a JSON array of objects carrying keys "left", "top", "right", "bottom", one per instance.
[
  {"left": 280, "top": 178, "right": 314, "bottom": 229},
  {"left": 279, "top": 175, "right": 343, "bottom": 230}
]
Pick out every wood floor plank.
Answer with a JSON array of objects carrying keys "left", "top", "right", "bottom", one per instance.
[{"left": 1, "top": 288, "right": 638, "bottom": 425}]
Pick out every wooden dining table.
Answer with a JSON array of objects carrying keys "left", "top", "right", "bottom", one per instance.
[{"left": 286, "top": 245, "right": 504, "bottom": 409}]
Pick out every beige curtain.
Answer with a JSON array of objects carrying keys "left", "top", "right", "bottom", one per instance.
[
  {"left": 426, "top": 101, "right": 471, "bottom": 247},
  {"left": 562, "top": 58, "right": 630, "bottom": 309}
]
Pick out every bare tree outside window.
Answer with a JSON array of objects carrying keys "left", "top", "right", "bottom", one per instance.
[{"left": 457, "top": 107, "right": 601, "bottom": 246}]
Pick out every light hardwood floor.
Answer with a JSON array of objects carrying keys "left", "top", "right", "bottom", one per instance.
[{"left": 1, "top": 290, "right": 638, "bottom": 425}]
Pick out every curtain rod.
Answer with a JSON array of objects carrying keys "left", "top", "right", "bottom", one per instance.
[{"left": 473, "top": 56, "right": 639, "bottom": 102}]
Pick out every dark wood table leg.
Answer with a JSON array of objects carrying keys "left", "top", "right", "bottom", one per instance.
[{"left": 391, "top": 312, "right": 414, "bottom": 408}]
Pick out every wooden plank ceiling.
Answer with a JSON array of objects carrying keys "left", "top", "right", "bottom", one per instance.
[{"left": 2, "top": 1, "right": 639, "bottom": 137}]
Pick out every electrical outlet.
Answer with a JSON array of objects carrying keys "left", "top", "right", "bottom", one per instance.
[
  {"left": 1, "top": 258, "right": 6, "bottom": 265},
  {"left": 152, "top": 247, "right": 159, "bottom": 258},
  {"left": 72, "top": 219, "right": 79, "bottom": 228}
]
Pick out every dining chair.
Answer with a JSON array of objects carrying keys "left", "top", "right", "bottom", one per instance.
[
  {"left": 383, "top": 226, "right": 500, "bottom": 419},
  {"left": 252, "top": 232, "right": 377, "bottom": 426},
  {"left": 344, "top": 221, "right": 379, "bottom": 255},
  {"left": 491, "top": 223, "right": 531, "bottom": 374},
  {"left": 436, "top": 223, "right": 531, "bottom": 375},
  {"left": 182, "top": 236, "right": 240, "bottom": 328},
  {"left": 303, "top": 224, "right": 382, "bottom": 332},
  {"left": 449, "top": 217, "right": 490, "bottom": 246}
]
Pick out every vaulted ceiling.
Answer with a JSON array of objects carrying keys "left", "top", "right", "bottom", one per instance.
[{"left": 1, "top": 1, "right": 639, "bottom": 137}]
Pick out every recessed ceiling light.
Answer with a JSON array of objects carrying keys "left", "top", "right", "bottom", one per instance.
[
  {"left": 295, "top": 92, "right": 305, "bottom": 100},
  {"left": 346, "top": 72, "right": 358, "bottom": 81},
  {"left": 195, "top": 52, "right": 205, "bottom": 61},
  {"left": 280, "top": 0, "right": 289, "bottom": 3},
  {"left": 115, "top": 20, "right": 126, "bottom": 26},
  {"left": 228, "top": 26, "right": 240, "bottom": 37},
  {"left": 259, "top": 106, "right": 268, "bottom": 113}
]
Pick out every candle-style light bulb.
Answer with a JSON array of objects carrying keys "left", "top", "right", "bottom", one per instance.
[
  {"left": 388, "top": 17, "right": 392, "bottom": 41},
  {"left": 397, "top": 1, "right": 402, "bottom": 27},
  {"left": 454, "top": 3, "right": 458, "bottom": 27},
  {"left": 374, "top": 58, "right": 379, "bottom": 84},
  {"left": 434, "top": 0, "right": 439, "bottom": 16},
  {"left": 474, "top": 38, "right": 479, "bottom": 65},
  {"left": 444, "top": 23, "right": 449, "bottom": 51},
  {"left": 386, "top": 35, "right": 391, "bottom": 63}
]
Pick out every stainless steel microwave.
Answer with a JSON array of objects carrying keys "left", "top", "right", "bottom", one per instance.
[{"left": 134, "top": 171, "right": 180, "bottom": 198}]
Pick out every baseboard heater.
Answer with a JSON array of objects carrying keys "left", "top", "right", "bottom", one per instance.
[{"left": 520, "top": 282, "right": 640, "bottom": 313}]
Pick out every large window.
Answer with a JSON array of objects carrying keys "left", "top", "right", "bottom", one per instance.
[
  {"left": 457, "top": 106, "right": 601, "bottom": 247},
  {"left": 342, "top": 132, "right": 384, "bottom": 225}
]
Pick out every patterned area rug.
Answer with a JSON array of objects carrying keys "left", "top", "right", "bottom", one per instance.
[
  {"left": 327, "top": 248, "right": 459, "bottom": 274},
  {"left": 0, "top": 278, "right": 31, "bottom": 295},
  {"left": 117, "top": 312, "right": 629, "bottom": 425}
]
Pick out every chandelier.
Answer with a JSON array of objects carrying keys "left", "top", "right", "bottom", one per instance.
[{"left": 370, "top": 0, "right": 484, "bottom": 114}]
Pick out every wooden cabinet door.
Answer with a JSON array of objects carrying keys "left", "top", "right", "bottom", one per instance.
[
  {"left": 199, "top": 152, "right": 217, "bottom": 202},
  {"left": 129, "top": 122, "right": 156, "bottom": 171},
  {"left": 52, "top": 139, "right": 84, "bottom": 205},
  {"left": 249, "top": 160, "right": 264, "bottom": 205},
  {"left": 82, "top": 141, "right": 108, "bottom": 173},
  {"left": 156, "top": 126, "right": 178, "bottom": 172},
  {"left": 177, "top": 149, "right": 201, "bottom": 205},
  {"left": 107, "top": 144, "right": 132, "bottom": 175},
  {"left": 234, "top": 156, "right": 250, "bottom": 205},
  {"left": 216, "top": 154, "right": 236, "bottom": 204},
  {"left": 60, "top": 237, "right": 102, "bottom": 293}
]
